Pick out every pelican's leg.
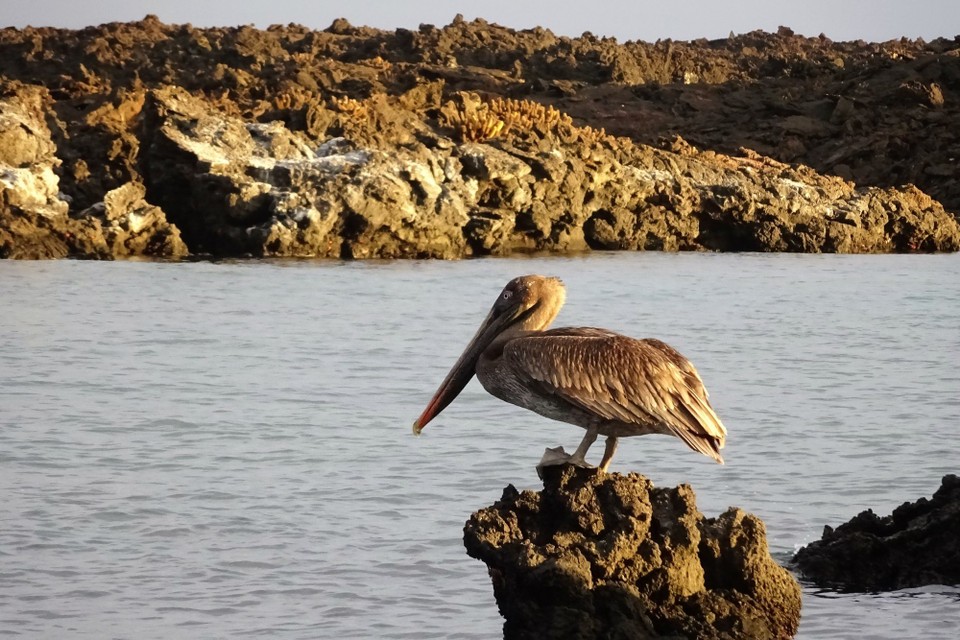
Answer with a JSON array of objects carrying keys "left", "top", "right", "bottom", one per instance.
[
  {"left": 598, "top": 436, "right": 618, "bottom": 473},
  {"left": 567, "top": 427, "right": 598, "bottom": 467}
]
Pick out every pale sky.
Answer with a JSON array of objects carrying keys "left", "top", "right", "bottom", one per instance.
[{"left": 3, "top": 0, "right": 959, "bottom": 42}]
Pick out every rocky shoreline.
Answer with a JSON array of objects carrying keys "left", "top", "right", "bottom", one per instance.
[{"left": 2, "top": 17, "right": 960, "bottom": 259}]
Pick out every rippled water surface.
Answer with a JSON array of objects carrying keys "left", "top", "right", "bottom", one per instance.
[{"left": 2, "top": 253, "right": 958, "bottom": 639}]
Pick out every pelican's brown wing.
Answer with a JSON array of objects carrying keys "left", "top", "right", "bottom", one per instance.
[{"left": 505, "top": 328, "right": 727, "bottom": 462}]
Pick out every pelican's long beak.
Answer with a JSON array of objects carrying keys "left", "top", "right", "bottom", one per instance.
[{"left": 412, "top": 303, "right": 519, "bottom": 435}]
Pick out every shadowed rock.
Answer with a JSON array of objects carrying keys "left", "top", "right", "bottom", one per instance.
[
  {"left": 793, "top": 474, "right": 960, "bottom": 591},
  {"left": 464, "top": 465, "right": 802, "bottom": 639}
]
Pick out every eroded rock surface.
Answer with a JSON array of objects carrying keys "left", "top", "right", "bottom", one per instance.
[
  {"left": 0, "top": 85, "right": 186, "bottom": 259},
  {"left": 139, "top": 86, "right": 467, "bottom": 258},
  {"left": 793, "top": 474, "right": 960, "bottom": 592},
  {"left": 74, "top": 181, "right": 188, "bottom": 258},
  {"left": 464, "top": 465, "right": 802, "bottom": 639}
]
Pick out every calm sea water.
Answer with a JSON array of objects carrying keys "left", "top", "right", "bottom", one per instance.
[{"left": 1, "top": 253, "right": 958, "bottom": 639}]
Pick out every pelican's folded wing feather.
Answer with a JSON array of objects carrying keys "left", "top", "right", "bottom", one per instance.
[{"left": 504, "top": 328, "right": 726, "bottom": 462}]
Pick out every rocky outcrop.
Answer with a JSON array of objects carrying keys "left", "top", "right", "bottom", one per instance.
[
  {"left": 134, "top": 85, "right": 960, "bottom": 258},
  {"left": 793, "top": 474, "right": 960, "bottom": 592},
  {"left": 2, "top": 18, "right": 960, "bottom": 258},
  {"left": 464, "top": 465, "right": 802, "bottom": 639}
]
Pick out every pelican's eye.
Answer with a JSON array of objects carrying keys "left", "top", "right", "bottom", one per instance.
[{"left": 502, "top": 290, "right": 512, "bottom": 300}]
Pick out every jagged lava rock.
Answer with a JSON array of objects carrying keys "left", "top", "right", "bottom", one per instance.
[
  {"left": 793, "top": 474, "right": 960, "bottom": 591},
  {"left": 138, "top": 84, "right": 960, "bottom": 259},
  {"left": 464, "top": 465, "right": 801, "bottom": 639}
]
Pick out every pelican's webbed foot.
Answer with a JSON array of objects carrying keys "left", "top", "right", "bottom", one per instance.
[{"left": 536, "top": 446, "right": 595, "bottom": 479}]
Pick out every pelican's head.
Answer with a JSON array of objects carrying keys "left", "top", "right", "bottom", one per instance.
[
  {"left": 412, "top": 274, "right": 566, "bottom": 434},
  {"left": 492, "top": 275, "right": 566, "bottom": 333}
]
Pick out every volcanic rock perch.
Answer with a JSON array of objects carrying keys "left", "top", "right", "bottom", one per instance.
[
  {"left": 793, "top": 473, "right": 960, "bottom": 591},
  {"left": 464, "top": 465, "right": 802, "bottom": 639}
]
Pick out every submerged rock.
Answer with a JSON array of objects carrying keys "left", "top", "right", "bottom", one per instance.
[
  {"left": 464, "top": 465, "right": 802, "bottom": 639},
  {"left": 793, "top": 474, "right": 960, "bottom": 592}
]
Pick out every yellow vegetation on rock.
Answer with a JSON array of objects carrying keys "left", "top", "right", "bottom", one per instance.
[
  {"left": 330, "top": 95, "right": 369, "bottom": 119},
  {"left": 439, "top": 92, "right": 612, "bottom": 145},
  {"left": 449, "top": 109, "right": 506, "bottom": 142},
  {"left": 290, "top": 52, "right": 313, "bottom": 66},
  {"left": 578, "top": 123, "right": 612, "bottom": 146},
  {"left": 272, "top": 85, "right": 314, "bottom": 111},
  {"left": 363, "top": 56, "right": 392, "bottom": 70},
  {"left": 488, "top": 97, "right": 572, "bottom": 134}
]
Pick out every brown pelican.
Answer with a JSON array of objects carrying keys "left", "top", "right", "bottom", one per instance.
[{"left": 412, "top": 275, "right": 726, "bottom": 472}]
